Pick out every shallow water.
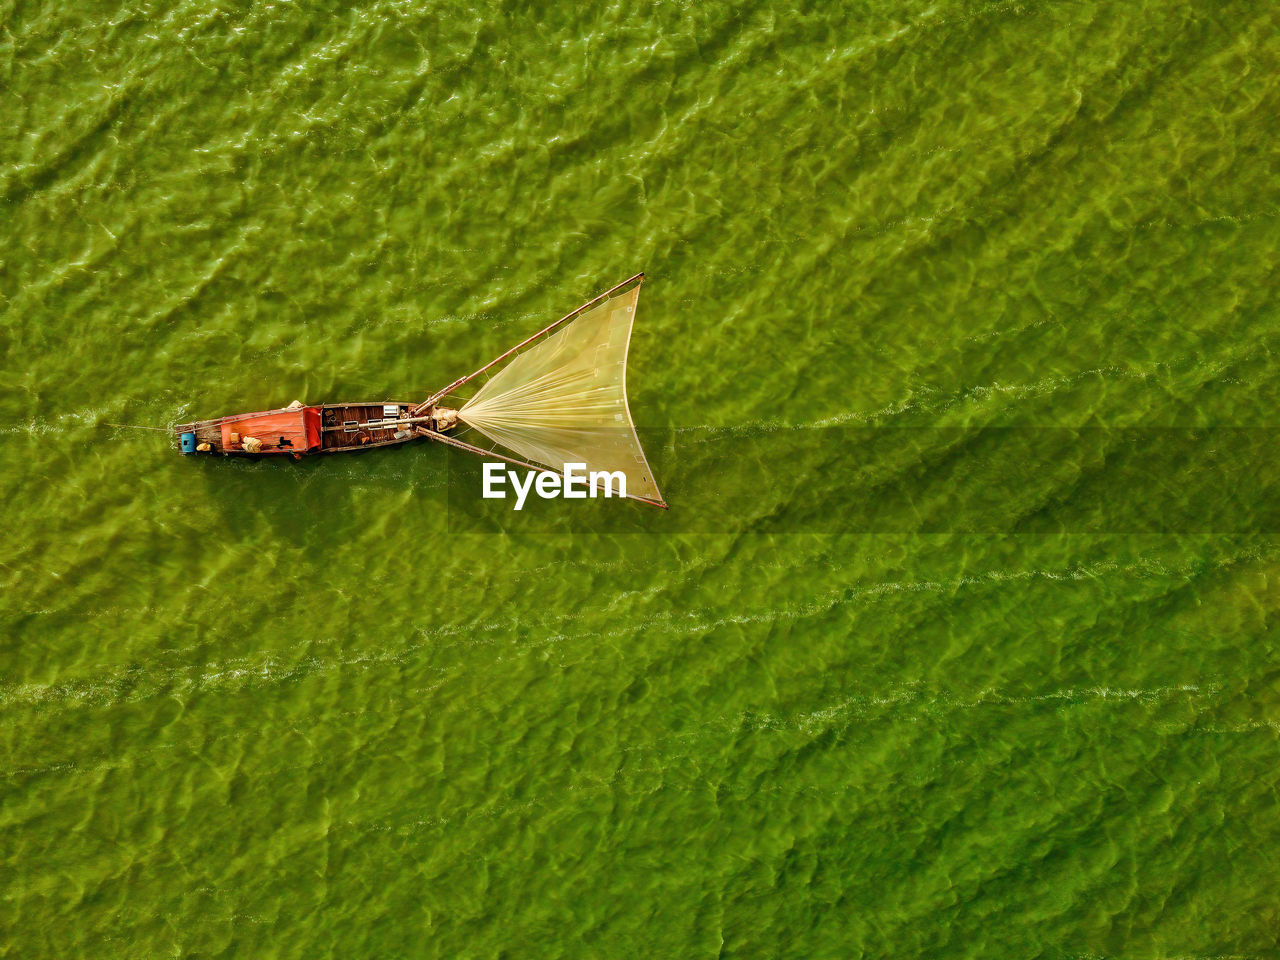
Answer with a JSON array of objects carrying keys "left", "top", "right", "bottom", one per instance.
[{"left": 4, "top": 1, "right": 1280, "bottom": 956}]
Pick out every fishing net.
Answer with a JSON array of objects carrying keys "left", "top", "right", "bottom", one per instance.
[{"left": 457, "top": 281, "right": 664, "bottom": 503}]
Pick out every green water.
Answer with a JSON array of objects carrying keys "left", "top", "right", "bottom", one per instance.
[{"left": 4, "top": 0, "right": 1280, "bottom": 956}]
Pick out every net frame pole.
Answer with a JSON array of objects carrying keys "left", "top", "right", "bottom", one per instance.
[{"left": 412, "top": 273, "right": 645, "bottom": 416}]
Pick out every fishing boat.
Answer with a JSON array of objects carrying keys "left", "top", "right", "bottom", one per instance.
[{"left": 175, "top": 274, "right": 667, "bottom": 508}]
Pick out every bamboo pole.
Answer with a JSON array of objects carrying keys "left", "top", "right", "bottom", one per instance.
[{"left": 412, "top": 273, "right": 644, "bottom": 416}]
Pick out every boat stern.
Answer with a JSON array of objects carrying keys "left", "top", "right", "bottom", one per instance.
[{"left": 174, "top": 416, "right": 225, "bottom": 454}]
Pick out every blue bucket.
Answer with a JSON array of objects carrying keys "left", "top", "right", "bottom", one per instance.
[{"left": 180, "top": 432, "right": 197, "bottom": 454}]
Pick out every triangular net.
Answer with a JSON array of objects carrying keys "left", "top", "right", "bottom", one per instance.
[{"left": 457, "top": 281, "right": 663, "bottom": 503}]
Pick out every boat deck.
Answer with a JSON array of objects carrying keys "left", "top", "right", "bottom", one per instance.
[
  {"left": 320, "top": 402, "right": 413, "bottom": 451},
  {"left": 190, "top": 420, "right": 223, "bottom": 447}
]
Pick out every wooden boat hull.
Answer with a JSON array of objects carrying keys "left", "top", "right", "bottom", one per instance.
[{"left": 176, "top": 402, "right": 431, "bottom": 456}]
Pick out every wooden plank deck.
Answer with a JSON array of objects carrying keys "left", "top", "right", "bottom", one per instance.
[
  {"left": 320, "top": 402, "right": 412, "bottom": 451},
  {"left": 192, "top": 421, "right": 222, "bottom": 445}
]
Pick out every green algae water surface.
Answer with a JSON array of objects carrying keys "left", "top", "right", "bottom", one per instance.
[{"left": 4, "top": 1, "right": 1280, "bottom": 957}]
